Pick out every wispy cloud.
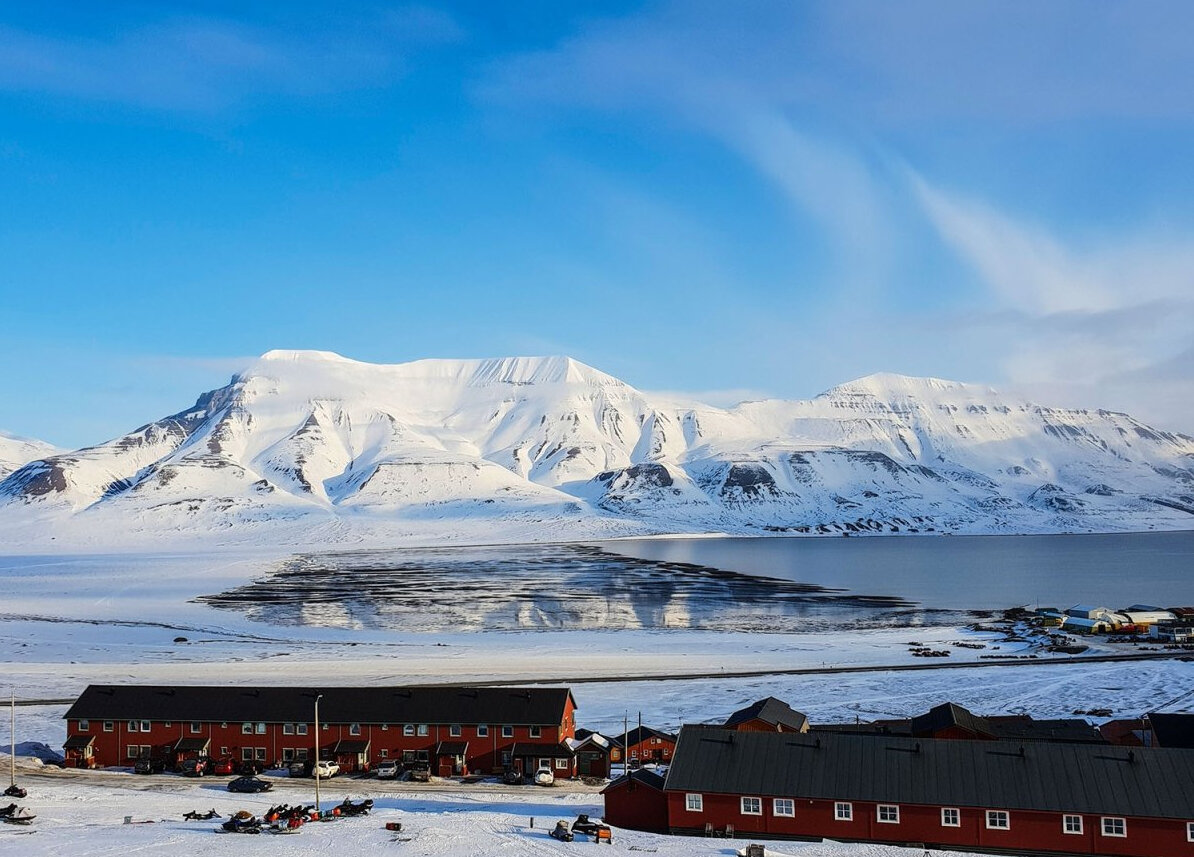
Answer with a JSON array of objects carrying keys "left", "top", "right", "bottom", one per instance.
[{"left": 0, "top": 6, "right": 462, "bottom": 111}]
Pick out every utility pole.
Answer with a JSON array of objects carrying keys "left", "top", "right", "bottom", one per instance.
[{"left": 314, "top": 693, "right": 323, "bottom": 815}]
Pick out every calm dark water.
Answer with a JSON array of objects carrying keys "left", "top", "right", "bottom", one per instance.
[{"left": 603, "top": 531, "right": 1194, "bottom": 611}]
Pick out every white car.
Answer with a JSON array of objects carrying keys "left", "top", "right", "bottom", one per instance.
[
  {"left": 534, "top": 766, "right": 555, "bottom": 786},
  {"left": 312, "top": 760, "right": 339, "bottom": 778},
  {"left": 374, "top": 760, "right": 399, "bottom": 779}
]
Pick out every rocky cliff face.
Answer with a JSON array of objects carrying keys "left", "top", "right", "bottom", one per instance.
[{"left": 2, "top": 352, "right": 1192, "bottom": 546}]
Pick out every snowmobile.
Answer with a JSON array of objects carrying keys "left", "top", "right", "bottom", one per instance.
[
  {"left": 571, "top": 814, "right": 601, "bottom": 835},
  {"left": 335, "top": 798, "right": 373, "bottom": 817},
  {"left": 2, "top": 785, "right": 26, "bottom": 799},
  {"left": 183, "top": 808, "right": 221, "bottom": 821},
  {"left": 0, "top": 803, "right": 35, "bottom": 825},
  {"left": 549, "top": 820, "right": 574, "bottom": 841},
  {"left": 218, "top": 811, "right": 262, "bottom": 834}
]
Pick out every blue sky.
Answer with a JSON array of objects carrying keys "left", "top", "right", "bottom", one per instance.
[{"left": 2, "top": 1, "right": 1193, "bottom": 447}]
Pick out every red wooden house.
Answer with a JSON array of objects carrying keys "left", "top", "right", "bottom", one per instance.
[
  {"left": 616, "top": 725, "right": 677, "bottom": 765},
  {"left": 63, "top": 684, "right": 577, "bottom": 776},
  {"left": 723, "top": 697, "right": 809, "bottom": 733},
  {"left": 604, "top": 724, "right": 1194, "bottom": 857}
]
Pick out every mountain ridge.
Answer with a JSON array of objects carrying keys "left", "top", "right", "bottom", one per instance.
[{"left": 1, "top": 350, "right": 1191, "bottom": 549}]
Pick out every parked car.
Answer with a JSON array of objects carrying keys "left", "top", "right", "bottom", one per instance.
[
  {"left": 288, "top": 760, "right": 314, "bottom": 778},
  {"left": 211, "top": 757, "right": 236, "bottom": 776},
  {"left": 375, "top": 760, "right": 399, "bottom": 779},
  {"left": 240, "top": 760, "right": 266, "bottom": 776},
  {"left": 534, "top": 766, "right": 555, "bottom": 786},
  {"left": 408, "top": 761, "right": 431, "bottom": 782},
  {"left": 227, "top": 776, "right": 273, "bottom": 794},
  {"left": 134, "top": 755, "right": 166, "bottom": 774},
  {"left": 502, "top": 769, "right": 524, "bottom": 785},
  {"left": 312, "top": 760, "right": 339, "bottom": 779},
  {"left": 180, "top": 758, "right": 209, "bottom": 777}
]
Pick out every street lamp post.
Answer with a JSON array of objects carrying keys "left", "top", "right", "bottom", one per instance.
[{"left": 314, "top": 693, "right": 323, "bottom": 815}]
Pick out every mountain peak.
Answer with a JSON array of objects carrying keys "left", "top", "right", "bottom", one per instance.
[{"left": 822, "top": 372, "right": 997, "bottom": 400}]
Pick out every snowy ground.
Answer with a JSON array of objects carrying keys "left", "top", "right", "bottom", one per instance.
[{"left": 0, "top": 772, "right": 992, "bottom": 857}]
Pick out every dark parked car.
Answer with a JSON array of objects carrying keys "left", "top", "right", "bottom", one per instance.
[
  {"left": 239, "top": 760, "right": 266, "bottom": 776},
  {"left": 134, "top": 755, "right": 166, "bottom": 774},
  {"left": 180, "top": 758, "right": 210, "bottom": 777},
  {"left": 409, "top": 761, "right": 431, "bottom": 782},
  {"left": 288, "top": 760, "right": 314, "bottom": 778},
  {"left": 227, "top": 776, "right": 273, "bottom": 794}
]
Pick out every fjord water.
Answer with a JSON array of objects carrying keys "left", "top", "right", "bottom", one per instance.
[{"left": 604, "top": 531, "right": 1194, "bottom": 611}]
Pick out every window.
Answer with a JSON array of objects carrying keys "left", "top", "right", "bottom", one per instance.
[
  {"left": 255, "top": 748, "right": 267, "bottom": 761},
  {"left": 103, "top": 721, "right": 113, "bottom": 732},
  {"left": 139, "top": 744, "right": 151, "bottom": 757},
  {"left": 555, "top": 758, "right": 569, "bottom": 770},
  {"left": 283, "top": 748, "right": 294, "bottom": 761},
  {"left": 1101, "top": 817, "right": 1126, "bottom": 838},
  {"left": 529, "top": 726, "right": 541, "bottom": 738},
  {"left": 1063, "top": 815, "right": 1083, "bottom": 834},
  {"left": 379, "top": 749, "right": 388, "bottom": 758},
  {"left": 477, "top": 725, "right": 488, "bottom": 737},
  {"left": 941, "top": 808, "right": 960, "bottom": 827},
  {"left": 539, "top": 757, "right": 551, "bottom": 770},
  {"left": 741, "top": 797, "right": 762, "bottom": 816},
  {"left": 834, "top": 802, "right": 853, "bottom": 822},
  {"left": 500, "top": 751, "right": 511, "bottom": 765},
  {"left": 128, "top": 720, "right": 140, "bottom": 733},
  {"left": 450, "top": 725, "right": 462, "bottom": 737},
  {"left": 773, "top": 799, "right": 794, "bottom": 817},
  {"left": 502, "top": 726, "right": 513, "bottom": 738},
  {"left": 417, "top": 725, "right": 429, "bottom": 737},
  {"left": 242, "top": 722, "right": 254, "bottom": 735},
  {"left": 190, "top": 722, "right": 202, "bottom": 734},
  {"left": 686, "top": 794, "right": 703, "bottom": 812},
  {"left": 283, "top": 723, "right": 295, "bottom": 736},
  {"left": 78, "top": 719, "right": 90, "bottom": 731},
  {"left": 140, "top": 720, "right": 151, "bottom": 732},
  {"left": 349, "top": 723, "right": 361, "bottom": 736},
  {"left": 297, "top": 723, "right": 308, "bottom": 735},
  {"left": 986, "top": 810, "right": 1010, "bottom": 830},
  {"left": 220, "top": 746, "right": 229, "bottom": 756},
  {"left": 403, "top": 725, "right": 415, "bottom": 736},
  {"left": 1187, "top": 821, "right": 1194, "bottom": 843},
  {"left": 296, "top": 748, "right": 308, "bottom": 760},
  {"left": 255, "top": 722, "right": 266, "bottom": 735},
  {"left": 242, "top": 748, "right": 254, "bottom": 761},
  {"left": 381, "top": 724, "right": 388, "bottom": 731},
  {"left": 126, "top": 745, "right": 139, "bottom": 758},
  {"left": 877, "top": 805, "right": 900, "bottom": 824},
  {"left": 164, "top": 722, "right": 172, "bottom": 728}
]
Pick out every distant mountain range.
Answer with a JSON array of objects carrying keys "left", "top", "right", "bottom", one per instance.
[{"left": 1, "top": 350, "right": 1192, "bottom": 549}]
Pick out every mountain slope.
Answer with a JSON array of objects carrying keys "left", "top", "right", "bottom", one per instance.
[
  {"left": 0, "top": 430, "right": 61, "bottom": 481},
  {"left": 1, "top": 353, "right": 1192, "bottom": 548}
]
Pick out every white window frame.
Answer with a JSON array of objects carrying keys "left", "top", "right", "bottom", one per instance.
[
  {"left": 241, "top": 722, "right": 253, "bottom": 735},
  {"left": 128, "top": 720, "right": 139, "bottom": 733},
  {"left": 349, "top": 723, "right": 361, "bottom": 736},
  {"left": 877, "top": 805, "right": 899, "bottom": 824},
  {"left": 529, "top": 725, "right": 542, "bottom": 738},
  {"left": 986, "top": 810, "right": 1010, "bottom": 830},
  {"left": 1101, "top": 817, "right": 1126, "bottom": 838},
  {"left": 255, "top": 722, "right": 266, "bottom": 735},
  {"left": 1064, "top": 815, "right": 1083, "bottom": 835},
  {"left": 773, "top": 798, "right": 794, "bottom": 818},
  {"left": 126, "top": 744, "right": 139, "bottom": 758},
  {"left": 501, "top": 725, "right": 513, "bottom": 738},
  {"left": 685, "top": 793, "right": 703, "bottom": 812},
  {"left": 379, "top": 749, "right": 388, "bottom": 758},
  {"left": 78, "top": 719, "right": 90, "bottom": 731},
  {"left": 255, "top": 747, "right": 267, "bottom": 761},
  {"left": 242, "top": 747, "right": 254, "bottom": 761},
  {"left": 740, "top": 797, "right": 762, "bottom": 816},
  {"left": 450, "top": 725, "right": 462, "bottom": 737},
  {"left": 403, "top": 725, "right": 415, "bottom": 736},
  {"left": 554, "top": 758, "right": 569, "bottom": 770},
  {"left": 283, "top": 723, "right": 295, "bottom": 735},
  {"left": 1186, "top": 821, "right": 1194, "bottom": 843},
  {"left": 417, "top": 724, "right": 429, "bottom": 737},
  {"left": 477, "top": 724, "right": 488, "bottom": 737},
  {"left": 190, "top": 722, "right": 202, "bottom": 734},
  {"left": 941, "top": 807, "right": 960, "bottom": 827},
  {"left": 834, "top": 802, "right": 852, "bottom": 821},
  {"left": 103, "top": 721, "right": 114, "bottom": 732}
]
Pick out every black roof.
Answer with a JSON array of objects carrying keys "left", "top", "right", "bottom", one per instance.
[
  {"left": 330, "top": 739, "right": 369, "bottom": 754},
  {"left": 986, "top": 717, "right": 1104, "bottom": 744},
  {"left": 63, "top": 735, "right": 94, "bottom": 749},
  {"left": 602, "top": 768, "right": 666, "bottom": 793},
  {"left": 64, "top": 685, "right": 574, "bottom": 726},
  {"left": 664, "top": 725, "right": 1194, "bottom": 820},
  {"left": 910, "top": 702, "right": 992, "bottom": 737},
  {"left": 724, "top": 697, "right": 808, "bottom": 732},
  {"left": 510, "top": 741, "right": 574, "bottom": 758},
  {"left": 173, "top": 737, "right": 210, "bottom": 752},
  {"left": 434, "top": 741, "right": 468, "bottom": 756},
  {"left": 616, "top": 726, "right": 677, "bottom": 747},
  {"left": 1150, "top": 713, "right": 1194, "bottom": 749}
]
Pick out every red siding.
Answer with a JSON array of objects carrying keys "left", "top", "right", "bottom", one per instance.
[
  {"left": 663, "top": 792, "right": 1194, "bottom": 857},
  {"left": 604, "top": 779, "right": 668, "bottom": 833}
]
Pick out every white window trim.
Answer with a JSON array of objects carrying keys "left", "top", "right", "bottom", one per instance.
[
  {"left": 529, "top": 726, "right": 542, "bottom": 738},
  {"left": 1101, "top": 817, "right": 1126, "bottom": 838},
  {"left": 450, "top": 725, "right": 462, "bottom": 737},
  {"left": 554, "top": 758, "right": 569, "bottom": 770},
  {"left": 941, "top": 807, "right": 960, "bottom": 827},
  {"left": 1186, "top": 821, "right": 1194, "bottom": 843},
  {"left": 477, "top": 725, "right": 488, "bottom": 737},
  {"left": 740, "top": 796, "right": 762, "bottom": 816},
  {"left": 986, "top": 810, "right": 1010, "bottom": 830},
  {"left": 685, "top": 793, "right": 703, "bottom": 812},
  {"left": 283, "top": 723, "right": 295, "bottom": 735},
  {"left": 773, "top": 798, "right": 794, "bottom": 818},
  {"left": 140, "top": 720, "right": 151, "bottom": 732},
  {"left": 877, "top": 804, "right": 900, "bottom": 824},
  {"left": 403, "top": 725, "right": 415, "bottom": 736},
  {"left": 349, "top": 723, "right": 361, "bottom": 736},
  {"left": 103, "top": 721, "right": 114, "bottom": 732},
  {"left": 1064, "top": 815, "right": 1083, "bottom": 835},
  {"left": 834, "top": 802, "right": 853, "bottom": 821}
]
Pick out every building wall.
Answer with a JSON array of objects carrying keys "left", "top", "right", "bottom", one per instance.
[
  {"left": 625, "top": 735, "right": 676, "bottom": 763},
  {"left": 604, "top": 780, "right": 668, "bottom": 833},
  {"left": 664, "top": 792, "right": 1193, "bottom": 857},
  {"left": 67, "top": 713, "right": 572, "bottom": 774}
]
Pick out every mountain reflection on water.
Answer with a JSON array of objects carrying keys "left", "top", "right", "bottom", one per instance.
[{"left": 198, "top": 544, "right": 970, "bottom": 632}]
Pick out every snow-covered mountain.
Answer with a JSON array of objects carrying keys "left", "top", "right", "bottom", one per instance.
[
  {"left": 1, "top": 350, "right": 1192, "bottom": 548},
  {"left": 0, "top": 430, "right": 60, "bottom": 481}
]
